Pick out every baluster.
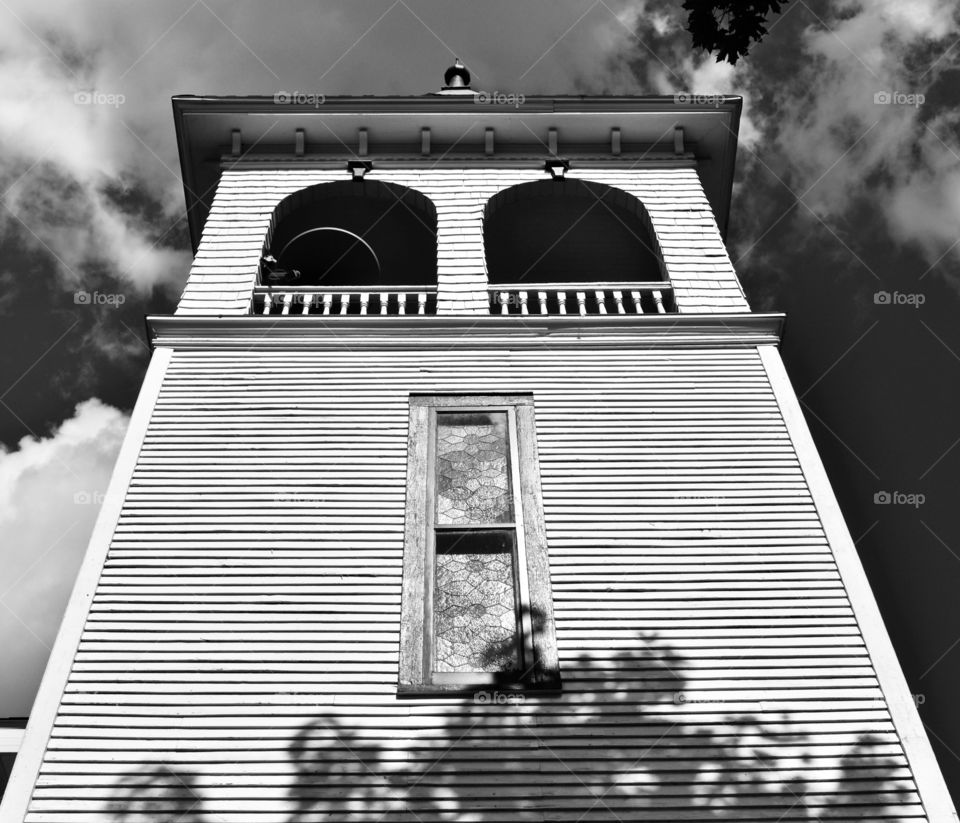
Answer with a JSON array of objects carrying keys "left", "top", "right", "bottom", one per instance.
[
  {"left": 557, "top": 291, "right": 567, "bottom": 315},
  {"left": 281, "top": 292, "right": 293, "bottom": 315},
  {"left": 300, "top": 292, "right": 315, "bottom": 315},
  {"left": 576, "top": 291, "right": 587, "bottom": 316},
  {"left": 359, "top": 292, "right": 370, "bottom": 316},
  {"left": 339, "top": 293, "right": 350, "bottom": 315},
  {"left": 260, "top": 292, "right": 273, "bottom": 315},
  {"left": 594, "top": 290, "right": 607, "bottom": 314},
  {"left": 519, "top": 291, "right": 529, "bottom": 315},
  {"left": 322, "top": 294, "right": 333, "bottom": 315},
  {"left": 538, "top": 291, "right": 548, "bottom": 314},
  {"left": 652, "top": 289, "right": 666, "bottom": 313},
  {"left": 398, "top": 293, "right": 406, "bottom": 315},
  {"left": 613, "top": 290, "right": 625, "bottom": 314},
  {"left": 629, "top": 290, "right": 642, "bottom": 314},
  {"left": 499, "top": 291, "right": 509, "bottom": 315},
  {"left": 380, "top": 293, "right": 389, "bottom": 315},
  {"left": 418, "top": 292, "right": 427, "bottom": 315}
]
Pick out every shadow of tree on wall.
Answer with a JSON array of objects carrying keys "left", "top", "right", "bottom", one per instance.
[
  {"left": 104, "top": 627, "right": 920, "bottom": 821},
  {"left": 109, "top": 765, "right": 208, "bottom": 822}
]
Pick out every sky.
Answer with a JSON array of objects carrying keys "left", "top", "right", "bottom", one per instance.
[{"left": 1, "top": 0, "right": 960, "bottom": 802}]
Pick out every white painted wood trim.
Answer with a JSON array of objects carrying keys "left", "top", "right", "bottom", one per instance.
[
  {"left": 221, "top": 155, "right": 700, "bottom": 170},
  {"left": 758, "top": 344, "right": 958, "bottom": 822},
  {"left": 147, "top": 313, "right": 784, "bottom": 351},
  {"left": 0, "top": 347, "right": 173, "bottom": 823},
  {"left": 0, "top": 728, "right": 24, "bottom": 754}
]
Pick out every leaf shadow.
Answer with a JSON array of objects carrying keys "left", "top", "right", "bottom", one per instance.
[{"left": 106, "top": 622, "right": 918, "bottom": 821}]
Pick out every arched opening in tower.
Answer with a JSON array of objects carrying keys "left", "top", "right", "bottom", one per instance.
[
  {"left": 263, "top": 181, "right": 438, "bottom": 287},
  {"left": 484, "top": 180, "right": 664, "bottom": 285}
]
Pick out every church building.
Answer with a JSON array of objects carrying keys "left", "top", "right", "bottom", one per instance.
[{"left": 2, "top": 63, "right": 956, "bottom": 821}]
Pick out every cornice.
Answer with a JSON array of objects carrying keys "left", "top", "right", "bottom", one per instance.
[{"left": 173, "top": 94, "right": 742, "bottom": 252}]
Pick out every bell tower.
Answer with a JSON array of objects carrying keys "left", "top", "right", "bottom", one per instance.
[{"left": 2, "top": 65, "right": 956, "bottom": 820}]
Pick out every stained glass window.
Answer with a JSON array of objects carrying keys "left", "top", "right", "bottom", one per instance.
[
  {"left": 435, "top": 412, "right": 513, "bottom": 525},
  {"left": 434, "top": 531, "right": 520, "bottom": 672},
  {"left": 398, "top": 395, "right": 561, "bottom": 694}
]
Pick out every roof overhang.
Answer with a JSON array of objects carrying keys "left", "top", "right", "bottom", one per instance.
[{"left": 172, "top": 94, "right": 742, "bottom": 254}]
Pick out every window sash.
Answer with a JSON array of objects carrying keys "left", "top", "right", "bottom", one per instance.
[
  {"left": 398, "top": 394, "right": 561, "bottom": 696},
  {"left": 424, "top": 407, "right": 535, "bottom": 682}
]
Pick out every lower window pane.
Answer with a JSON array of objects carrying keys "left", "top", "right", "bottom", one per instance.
[{"left": 433, "top": 530, "right": 520, "bottom": 673}]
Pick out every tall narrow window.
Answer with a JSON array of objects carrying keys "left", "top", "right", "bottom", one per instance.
[{"left": 399, "top": 395, "right": 560, "bottom": 695}]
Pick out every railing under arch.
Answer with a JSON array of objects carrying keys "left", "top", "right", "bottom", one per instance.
[
  {"left": 487, "top": 281, "right": 675, "bottom": 315},
  {"left": 253, "top": 285, "right": 438, "bottom": 316}
]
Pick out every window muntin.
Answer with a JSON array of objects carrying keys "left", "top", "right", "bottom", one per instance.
[{"left": 399, "top": 395, "right": 560, "bottom": 695}]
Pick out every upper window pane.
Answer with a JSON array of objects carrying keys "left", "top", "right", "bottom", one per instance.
[{"left": 435, "top": 411, "right": 514, "bottom": 525}]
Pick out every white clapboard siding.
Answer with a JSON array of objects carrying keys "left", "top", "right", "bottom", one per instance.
[
  {"left": 176, "top": 167, "right": 750, "bottom": 316},
  {"left": 23, "top": 346, "right": 927, "bottom": 822}
]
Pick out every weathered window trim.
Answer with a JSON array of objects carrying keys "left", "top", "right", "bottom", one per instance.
[{"left": 398, "top": 393, "right": 561, "bottom": 696}]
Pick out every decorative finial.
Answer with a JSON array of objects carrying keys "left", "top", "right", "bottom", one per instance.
[{"left": 443, "top": 58, "right": 471, "bottom": 89}]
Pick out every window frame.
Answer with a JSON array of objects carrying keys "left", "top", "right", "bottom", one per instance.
[{"left": 398, "top": 394, "right": 561, "bottom": 696}]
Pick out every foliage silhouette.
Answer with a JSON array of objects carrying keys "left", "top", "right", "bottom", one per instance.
[
  {"left": 110, "top": 765, "right": 208, "bottom": 822},
  {"left": 106, "top": 624, "right": 915, "bottom": 819},
  {"left": 683, "top": 0, "right": 791, "bottom": 64}
]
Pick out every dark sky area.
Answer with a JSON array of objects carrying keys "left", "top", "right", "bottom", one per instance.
[{"left": 1, "top": 0, "right": 959, "bottom": 805}]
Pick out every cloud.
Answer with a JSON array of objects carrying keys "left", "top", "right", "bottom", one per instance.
[
  {"left": 884, "top": 109, "right": 960, "bottom": 270},
  {"left": 0, "top": 0, "right": 663, "bottom": 303},
  {"left": 580, "top": 0, "right": 960, "bottom": 289},
  {"left": 0, "top": 398, "right": 128, "bottom": 715},
  {"left": 0, "top": 14, "right": 192, "bottom": 296},
  {"left": 731, "top": 0, "right": 960, "bottom": 281},
  {"left": 1, "top": 0, "right": 954, "bottom": 302}
]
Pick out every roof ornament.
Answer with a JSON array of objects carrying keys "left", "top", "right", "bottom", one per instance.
[
  {"left": 444, "top": 58, "right": 471, "bottom": 88},
  {"left": 435, "top": 58, "right": 475, "bottom": 95}
]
